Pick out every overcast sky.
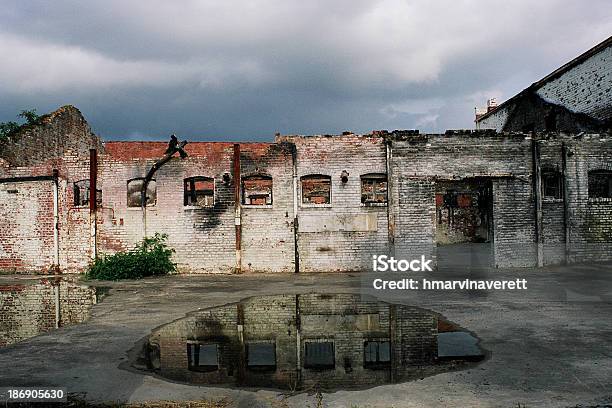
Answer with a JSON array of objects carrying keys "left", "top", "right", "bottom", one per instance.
[{"left": 1, "top": 1, "right": 611, "bottom": 141}]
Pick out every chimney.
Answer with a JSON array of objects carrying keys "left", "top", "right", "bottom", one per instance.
[
  {"left": 487, "top": 98, "right": 497, "bottom": 112},
  {"left": 475, "top": 107, "right": 488, "bottom": 121}
]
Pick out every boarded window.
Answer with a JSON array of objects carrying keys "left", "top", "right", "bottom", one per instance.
[
  {"left": 588, "top": 170, "right": 612, "bottom": 198},
  {"left": 361, "top": 174, "right": 387, "bottom": 205},
  {"left": 542, "top": 170, "right": 563, "bottom": 199},
  {"left": 184, "top": 176, "right": 214, "bottom": 207},
  {"left": 301, "top": 175, "right": 331, "bottom": 204},
  {"left": 246, "top": 342, "right": 276, "bottom": 370},
  {"left": 73, "top": 179, "right": 102, "bottom": 207},
  {"left": 364, "top": 340, "right": 390, "bottom": 368},
  {"left": 127, "top": 178, "right": 157, "bottom": 207},
  {"left": 304, "top": 341, "right": 334, "bottom": 369},
  {"left": 242, "top": 175, "right": 273, "bottom": 205},
  {"left": 187, "top": 343, "right": 218, "bottom": 372}
]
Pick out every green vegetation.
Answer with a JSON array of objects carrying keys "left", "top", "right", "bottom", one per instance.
[
  {"left": 86, "top": 233, "right": 177, "bottom": 280},
  {"left": 0, "top": 109, "right": 41, "bottom": 140}
]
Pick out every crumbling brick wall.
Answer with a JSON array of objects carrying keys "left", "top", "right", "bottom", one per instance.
[
  {"left": 538, "top": 138, "right": 566, "bottom": 265},
  {"left": 0, "top": 106, "right": 101, "bottom": 170},
  {"left": 563, "top": 134, "right": 612, "bottom": 262},
  {"left": 96, "top": 141, "right": 296, "bottom": 274},
  {"left": 240, "top": 143, "right": 295, "bottom": 273},
  {"left": 1, "top": 105, "right": 611, "bottom": 274},
  {"left": 389, "top": 131, "right": 538, "bottom": 268},
  {"left": 278, "top": 134, "right": 390, "bottom": 272},
  {"left": 97, "top": 142, "right": 238, "bottom": 273},
  {"left": 0, "top": 106, "right": 102, "bottom": 273},
  {"left": 0, "top": 181, "right": 55, "bottom": 272}
]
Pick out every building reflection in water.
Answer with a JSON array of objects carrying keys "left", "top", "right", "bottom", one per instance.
[
  {"left": 144, "top": 293, "right": 483, "bottom": 390},
  {"left": 0, "top": 278, "right": 97, "bottom": 347}
]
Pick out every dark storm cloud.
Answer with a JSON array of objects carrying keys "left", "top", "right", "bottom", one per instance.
[{"left": 0, "top": 1, "right": 611, "bottom": 140}]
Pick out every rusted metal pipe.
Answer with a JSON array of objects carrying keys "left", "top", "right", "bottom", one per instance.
[
  {"left": 531, "top": 137, "right": 543, "bottom": 267},
  {"left": 89, "top": 149, "right": 98, "bottom": 260},
  {"left": 52, "top": 169, "right": 60, "bottom": 272},
  {"left": 561, "top": 142, "right": 570, "bottom": 264},
  {"left": 291, "top": 143, "right": 300, "bottom": 273},
  {"left": 54, "top": 283, "right": 60, "bottom": 329},
  {"left": 233, "top": 144, "right": 242, "bottom": 273}
]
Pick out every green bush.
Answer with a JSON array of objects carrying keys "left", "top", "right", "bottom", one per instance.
[{"left": 87, "top": 233, "right": 177, "bottom": 280}]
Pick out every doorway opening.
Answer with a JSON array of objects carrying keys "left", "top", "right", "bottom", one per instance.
[{"left": 435, "top": 178, "right": 493, "bottom": 272}]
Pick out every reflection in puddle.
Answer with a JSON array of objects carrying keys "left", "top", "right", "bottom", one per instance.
[
  {"left": 438, "top": 331, "right": 483, "bottom": 359},
  {"left": 140, "top": 294, "right": 484, "bottom": 391},
  {"left": 0, "top": 278, "right": 97, "bottom": 347}
]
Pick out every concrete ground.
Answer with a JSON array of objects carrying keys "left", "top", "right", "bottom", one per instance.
[{"left": 0, "top": 262, "right": 611, "bottom": 408}]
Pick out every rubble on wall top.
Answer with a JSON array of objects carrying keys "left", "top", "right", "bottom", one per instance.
[
  {"left": 275, "top": 132, "right": 383, "bottom": 140},
  {"left": 1, "top": 105, "right": 86, "bottom": 143},
  {"left": 445, "top": 129, "right": 497, "bottom": 136},
  {"left": 391, "top": 129, "right": 420, "bottom": 136},
  {"left": 38, "top": 105, "right": 84, "bottom": 124},
  {"left": 102, "top": 140, "right": 278, "bottom": 160}
]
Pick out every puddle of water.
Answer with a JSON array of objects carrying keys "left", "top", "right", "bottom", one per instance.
[
  {"left": 437, "top": 331, "right": 483, "bottom": 359},
  {"left": 0, "top": 277, "right": 97, "bottom": 347},
  {"left": 137, "top": 293, "right": 484, "bottom": 391}
]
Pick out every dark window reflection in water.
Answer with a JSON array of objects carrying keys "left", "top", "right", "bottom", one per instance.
[
  {"left": 141, "top": 293, "right": 484, "bottom": 391},
  {"left": 304, "top": 341, "right": 335, "bottom": 369},
  {"left": 187, "top": 343, "right": 219, "bottom": 372},
  {"left": 247, "top": 342, "right": 276, "bottom": 370},
  {"left": 364, "top": 340, "right": 391, "bottom": 368}
]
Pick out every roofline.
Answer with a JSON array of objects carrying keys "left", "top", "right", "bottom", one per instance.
[
  {"left": 476, "top": 35, "right": 612, "bottom": 123},
  {"left": 103, "top": 140, "right": 275, "bottom": 144}
]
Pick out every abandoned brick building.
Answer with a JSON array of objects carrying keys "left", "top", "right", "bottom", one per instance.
[
  {"left": 0, "top": 105, "right": 610, "bottom": 274},
  {"left": 475, "top": 35, "right": 612, "bottom": 132}
]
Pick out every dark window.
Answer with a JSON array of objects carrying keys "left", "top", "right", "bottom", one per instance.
[
  {"left": 242, "top": 175, "right": 273, "bottom": 205},
  {"left": 146, "top": 342, "right": 161, "bottom": 371},
  {"left": 246, "top": 342, "right": 276, "bottom": 370},
  {"left": 127, "top": 178, "right": 156, "bottom": 207},
  {"left": 187, "top": 343, "right": 218, "bottom": 372},
  {"left": 184, "top": 176, "right": 214, "bottom": 207},
  {"left": 522, "top": 123, "right": 535, "bottom": 132},
  {"left": 73, "top": 180, "right": 102, "bottom": 207},
  {"left": 541, "top": 170, "right": 563, "bottom": 199},
  {"left": 364, "top": 340, "right": 391, "bottom": 368},
  {"left": 361, "top": 174, "right": 388, "bottom": 205},
  {"left": 545, "top": 112, "right": 557, "bottom": 132},
  {"left": 301, "top": 175, "right": 331, "bottom": 205},
  {"left": 304, "top": 341, "right": 335, "bottom": 369},
  {"left": 588, "top": 170, "right": 612, "bottom": 199}
]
